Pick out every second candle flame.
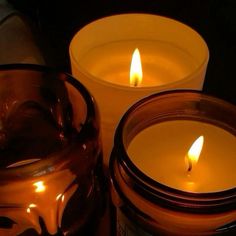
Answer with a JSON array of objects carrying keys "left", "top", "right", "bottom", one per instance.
[
  {"left": 186, "top": 136, "right": 204, "bottom": 172},
  {"left": 130, "top": 48, "right": 143, "bottom": 87}
]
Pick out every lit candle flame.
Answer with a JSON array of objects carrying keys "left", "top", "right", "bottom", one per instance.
[
  {"left": 33, "top": 181, "right": 46, "bottom": 193},
  {"left": 130, "top": 48, "right": 142, "bottom": 87},
  {"left": 186, "top": 136, "right": 204, "bottom": 172}
]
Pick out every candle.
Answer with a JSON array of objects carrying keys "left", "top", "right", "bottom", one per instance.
[
  {"left": 69, "top": 13, "right": 209, "bottom": 166},
  {"left": 128, "top": 120, "right": 236, "bottom": 193},
  {"left": 0, "top": 65, "right": 104, "bottom": 236},
  {"left": 110, "top": 91, "right": 236, "bottom": 235}
]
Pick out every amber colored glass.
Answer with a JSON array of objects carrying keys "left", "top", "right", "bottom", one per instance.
[
  {"left": 0, "top": 64, "right": 105, "bottom": 236},
  {"left": 110, "top": 90, "right": 236, "bottom": 235}
]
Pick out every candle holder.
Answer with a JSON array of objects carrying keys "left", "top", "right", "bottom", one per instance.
[
  {"left": 69, "top": 13, "right": 209, "bottom": 167},
  {"left": 110, "top": 90, "right": 236, "bottom": 235},
  {"left": 0, "top": 64, "right": 105, "bottom": 236}
]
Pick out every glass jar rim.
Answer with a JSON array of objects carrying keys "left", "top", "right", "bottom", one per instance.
[{"left": 0, "top": 63, "right": 96, "bottom": 178}]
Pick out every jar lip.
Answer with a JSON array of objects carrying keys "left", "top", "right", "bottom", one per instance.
[
  {"left": 0, "top": 63, "right": 96, "bottom": 178},
  {"left": 110, "top": 149, "right": 236, "bottom": 215},
  {"left": 111, "top": 90, "right": 236, "bottom": 213},
  {"left": 115, "top": 89, "right": 236, "bottom": 128}
]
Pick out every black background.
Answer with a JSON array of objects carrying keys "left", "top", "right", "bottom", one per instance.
[{"left": 8, "top": 0, "right": 236, "bottom": 105}]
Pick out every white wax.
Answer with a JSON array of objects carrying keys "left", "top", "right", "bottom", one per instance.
[
  {"left": 79, "top": 41, "right": 197, "bottom": 87},
  {"left": 128, "top": 120, "right": 236, "bottom": 193}
]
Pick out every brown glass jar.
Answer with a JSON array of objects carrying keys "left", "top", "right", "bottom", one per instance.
[
  {"left": 110, "top": 91, "right": 236, "bottom": 235},
  {"left": 0, "top": 64, "right": 106, "bottom": 236}
]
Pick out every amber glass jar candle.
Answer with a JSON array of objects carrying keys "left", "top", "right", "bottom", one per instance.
[
  {"left": 110, "top": 91, "right": 236, "bottom": 235},
  {"left": 0, "top": 64, "right": 105, "bottom": 236}
]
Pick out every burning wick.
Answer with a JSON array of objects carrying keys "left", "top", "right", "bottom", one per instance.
[
  {"left": 130, "top": 48, "right": 142, "bottom": 87},
  {"left": 186, "top": 136, "right": 204, "bottom": 172}
]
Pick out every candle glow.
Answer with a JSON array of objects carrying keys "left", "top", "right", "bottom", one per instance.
[
  {"left": 56, "top": 193, "right": 62, "bottom": 201},
  {"left": 186, "top": 135, "right": 204, "bottom": 172},
  {"left": 130, "top": 48, "right": 142, "bottom": 87},
  {"left": 33, "top": 181, "right": 46, "bottom": 193},
  {"left": 26, "top": 203, "right": 37, "bottom": 213}
]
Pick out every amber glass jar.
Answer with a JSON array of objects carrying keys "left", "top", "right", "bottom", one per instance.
[
  {"left": 0, "top": 64, "right": 105, "bottom": 235},
  {"left": 110, "top": 91, "right": 236, "bottom": 235}
]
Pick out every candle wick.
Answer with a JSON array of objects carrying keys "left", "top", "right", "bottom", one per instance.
[
  {"left": 132, "top": 76, "right": 139, "bottom": 87},
  {"left": 187, "top": 160, "right": 192, "bottom": 172}
]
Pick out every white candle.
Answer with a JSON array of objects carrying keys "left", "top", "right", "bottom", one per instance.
[
  {"left": 69, "top": 13, "right": 209, "bottom": 166},
  {"left": 128, "top": 120, "right": 236, "bottom": 193}
]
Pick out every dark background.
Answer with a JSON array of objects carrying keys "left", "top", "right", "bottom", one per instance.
[{"left": 8, "top": 0, "right": 236, "bottom": 105}]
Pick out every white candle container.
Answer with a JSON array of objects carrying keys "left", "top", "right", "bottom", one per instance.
[
  {"left": 69, "top": 13, "right": 209, "bottom": 166},
  {"left": 110, "top": 90, "right": 236, "bottom": 235}
]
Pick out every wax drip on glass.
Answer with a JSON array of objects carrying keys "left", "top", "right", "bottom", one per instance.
[
  {"left": 185, "top": 136, "right": 204, "bottom": 172},
  {"left": 130, "top": 48, "right": 142, "bottom": 87}
]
